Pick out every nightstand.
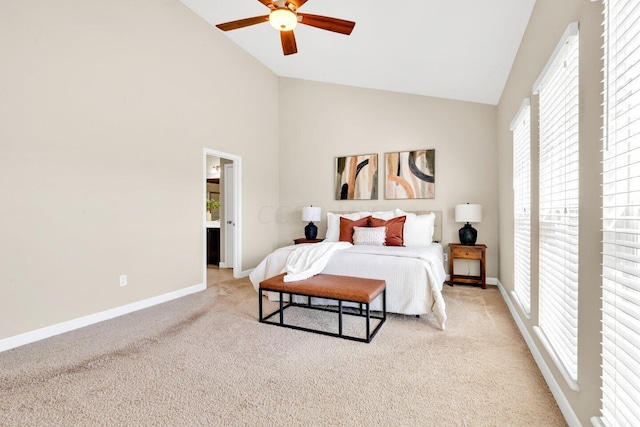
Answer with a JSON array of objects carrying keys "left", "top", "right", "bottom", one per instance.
[
  {"left": 293, "top": 238, "right": 324, "bottom": 244},
  {"left": 448, "top": 243, "right": 487, "bottom": 289}
]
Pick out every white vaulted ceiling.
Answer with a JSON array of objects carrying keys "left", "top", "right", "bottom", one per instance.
[{"left": 180, "top": 0, "right": 536, "bottom": 105}]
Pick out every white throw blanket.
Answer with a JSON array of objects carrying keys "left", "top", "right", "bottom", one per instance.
[{"left": 282, "top": 242, "right": 352, "bottom": 282}]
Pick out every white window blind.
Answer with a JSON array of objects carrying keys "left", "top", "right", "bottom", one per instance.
[
  {"left": 534, "top": 22, "right": 580, "bottom": 386},
  {"left": 598, "top": 0, "right": 640, "bottom": 425},
  {"left": 511, "top": 99, "right": 532, "bottom": 315}
]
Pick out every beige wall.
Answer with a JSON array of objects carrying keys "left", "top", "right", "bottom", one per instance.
[
  {"left": 276, "top": 78, "right": 499, "bottom": 277},
  {"left": 0, "top": 0, "right": 279, "bottom": 339},
  {"left": 496, "top": 0, "right": 603, "bottom": 424}
]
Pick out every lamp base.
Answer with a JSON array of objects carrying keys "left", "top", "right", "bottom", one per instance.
[
  {"left": 305, "top": 222, "right": 318, "bottom": 240},
  {"left": 459, "top": 223, "right": 477, "bottom": 245}
]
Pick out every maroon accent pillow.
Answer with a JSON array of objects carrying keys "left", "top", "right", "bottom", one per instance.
[
  {"left": 369, "top": 216, "right": 406, "bottom": 246},
  {"left": 339, "top": 216, "right": 371, "bottom": 243}
]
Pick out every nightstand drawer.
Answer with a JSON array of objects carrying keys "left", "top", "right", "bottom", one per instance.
[{"left": 450, "top": 246, "right": 483, "bottom": 260}]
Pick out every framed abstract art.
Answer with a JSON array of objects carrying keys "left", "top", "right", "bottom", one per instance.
[
  {"left": 385, "top": 150, "right": 435, "bottom": 199},
  {"left": 335, "top": 154, "right": 378, "bottom": 200}
]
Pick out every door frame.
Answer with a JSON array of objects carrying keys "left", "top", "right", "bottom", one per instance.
[
  {"left": 223, "top": 163, "right": 235, "bottom": 269},
  {"left": 203, "top": 148, "right": 242, "bottom": 280}
]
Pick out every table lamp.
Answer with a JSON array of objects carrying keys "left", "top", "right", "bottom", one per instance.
[
  {"left": 302, "top": 206, "right": 321, "bottom": 240},
  {"left": 455, "top": 203, "right": 482, "bottom": 245}
]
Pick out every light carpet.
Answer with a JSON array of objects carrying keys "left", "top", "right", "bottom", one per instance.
[{"left": 0, "top": 277, "right": 566, "bottom": 426}]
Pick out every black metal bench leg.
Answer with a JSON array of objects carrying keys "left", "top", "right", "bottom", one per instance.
[
  {"left": 366, "top": 303, "right": 371, "bottom": 342},
  {"left": 338, "top": 300, "right": 343, "bottom": 337},
  {"left": 383, "top": 289, "right": 387, "bottom": 321},
  {"left": 279, "top": 292, "right": 284, "bottom": 325}
]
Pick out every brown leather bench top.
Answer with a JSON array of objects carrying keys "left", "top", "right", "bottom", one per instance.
[{"left": 259, "top": 273, "right": 386, "bottom": 304}]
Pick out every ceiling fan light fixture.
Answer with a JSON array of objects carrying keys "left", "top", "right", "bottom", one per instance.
[{"left": 269, "top": 8, "right": 297, "bottom": 31}]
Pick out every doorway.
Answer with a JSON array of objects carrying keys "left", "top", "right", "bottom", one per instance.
[{"left": 203, "top": 149, "right": 241, "bottom": 284}]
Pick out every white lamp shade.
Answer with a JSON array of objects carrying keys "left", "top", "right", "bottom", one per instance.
[
  {"left": 455, "top": 204, "right": 482, "bottom": 223},
  {"left": 302, "top": 206, "right": 321, "bottom": 222}
]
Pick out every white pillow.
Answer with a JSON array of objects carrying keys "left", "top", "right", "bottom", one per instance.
[
  {"left": 353, "top": 226, "right": 386, "bottom": 246},
  {"left": 371, "top": 210, "right": 397, "bottom": 220},
  {"left": 325, "top": 211, "right": 372, "bottom": 242},
  {"left": 395, "top": 209, "right": 436, "bottom": 246}
]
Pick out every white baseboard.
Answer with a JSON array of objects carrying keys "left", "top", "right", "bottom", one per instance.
[
  {"left": 238, "top": 268, "right": 253, "bottom": 278},
  {"left": 0, "top": 282, "right": 206, "bottom": 353},
  {"left": 485, "top": 277, "right": 499, "bottom": 286},
  {"left": 213, "top": 264, "right": 250, "bottom": 278},
  {"left": 496, "top": 279, "right": 580, "bottom": 427}
]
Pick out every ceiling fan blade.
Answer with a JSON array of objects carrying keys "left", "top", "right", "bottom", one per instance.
[
  {"left": 286, "top": 0, "right": 308, "bottom": 9},
  {"left": 298, "top": 13, "right": 355, "bottom": 35},
  {"left": 216, "top": 15, "right": 269, "bottom": 31},
  {"left": 280, "top": 30, "right": 298, "bottom": 55},
  {"left": 257, "top": 0, "right": 273, "bottom": 7}
]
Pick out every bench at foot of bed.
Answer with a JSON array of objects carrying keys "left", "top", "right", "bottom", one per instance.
[{"left": 258, "top": 273, "right": 386, "bottom": 343}]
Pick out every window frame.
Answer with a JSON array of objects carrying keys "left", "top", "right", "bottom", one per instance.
[
  {"left": 511, "top": 98, "right": 532, "bottom": 316},
  {"left": 532, "top": 21, "right": 581, "bottom": 391},
  {"left": 595, "top": 1, "right": 640, "bottom": 425}
]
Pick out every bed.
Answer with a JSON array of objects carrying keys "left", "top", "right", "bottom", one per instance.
[{"left": 249, "top": 210, "right": 447, "bottom": 329}]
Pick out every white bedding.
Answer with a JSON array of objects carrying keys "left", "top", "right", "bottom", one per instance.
[{"left": 249, "top": 243, "right": 447, "bottom": 329}]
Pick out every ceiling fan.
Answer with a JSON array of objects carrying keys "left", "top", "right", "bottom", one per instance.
[{"left": 215, "top": 0, "right": 356, "bottom": 56}]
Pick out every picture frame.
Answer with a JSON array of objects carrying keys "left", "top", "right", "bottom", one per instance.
[
  {"left": 385, "top": 149, "right": 435, "bottom": 199},
  {"left": 335, "top": 154, "right": 378, "bottom": 200}
]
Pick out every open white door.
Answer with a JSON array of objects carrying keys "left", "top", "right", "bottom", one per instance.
[
  {"left": 224, "top": 163, "right": 235, "bottom": 269},
  {"left": 203, "top": 148, "right": 241, "bottom": 283}
]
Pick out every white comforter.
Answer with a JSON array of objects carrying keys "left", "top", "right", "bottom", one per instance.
[{"left": 249, "top": 243, "right": 447, "bottom": 329}]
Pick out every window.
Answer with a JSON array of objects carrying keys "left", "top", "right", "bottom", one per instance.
[
  {"left": 533, "top": 22, "right": 580, "bottom": 387},
  {"left": 597, "top": 1, "right": 640, "bottom": 425},
  {"left": 511, "top": 99, "right": 532, "bottom": 315}
]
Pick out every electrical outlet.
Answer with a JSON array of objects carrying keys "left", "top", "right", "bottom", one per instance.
[
  {"left": 443, "top": 253, "right": 449, "bottom": 262},
  {"left": 119, "top": 275, "right": 127, "bottom": 287}
]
